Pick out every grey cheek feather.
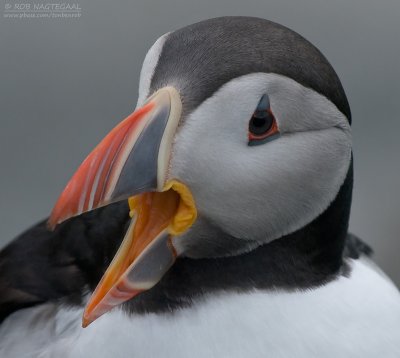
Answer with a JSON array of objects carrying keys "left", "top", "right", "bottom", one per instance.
[
  {"left": 172, "top": 216, "right": 261, "bottom": 258},
  {"left": 168, "top": 73, "right": 352, "bottom": 255}
]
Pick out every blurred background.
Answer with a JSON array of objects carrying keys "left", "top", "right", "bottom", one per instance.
[{"left": 0, "top": 0, "right": 399, "bottom": 285}]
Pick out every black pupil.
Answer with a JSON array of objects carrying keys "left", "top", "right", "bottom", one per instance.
[{"left": 249, "top": 111, "right": 273, "bottom": 136}]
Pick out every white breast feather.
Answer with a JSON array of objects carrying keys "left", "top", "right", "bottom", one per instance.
[{"left": 1, "top": 258, "right": 399, "bottom": 358}]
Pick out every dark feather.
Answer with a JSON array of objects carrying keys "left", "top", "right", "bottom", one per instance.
[
  {"left": 344, "top": 232, "right": 373, "bottom": 259},
  {"left": 151, "top": 17, "right": 351, "bottom": 122},
  {"left": 0, "top": 201, "right": 129, "bottom": 323}
]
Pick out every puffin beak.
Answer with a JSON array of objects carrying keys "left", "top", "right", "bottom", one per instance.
[{"left": 48, "top": 87, "right": 197, "bottom": 327}]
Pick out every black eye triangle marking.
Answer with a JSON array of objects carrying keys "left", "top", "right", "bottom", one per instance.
[{"left": 248, "top": 94, "right": 280, "bottom": 146}]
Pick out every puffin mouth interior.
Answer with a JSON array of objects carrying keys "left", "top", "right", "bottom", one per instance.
[
  {"left": 98, "top": 179, "right": 196, "bottom": 292},
  {"left": 126, "top": 180, "right": 197, "bottom": 265},
  {"left": 82, "top": 180, "right": 196, "bottom": 326}
]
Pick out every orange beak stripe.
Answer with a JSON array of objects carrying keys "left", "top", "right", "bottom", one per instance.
[{"left": 48, "top": 102, "right": 154, "bottom": 229}]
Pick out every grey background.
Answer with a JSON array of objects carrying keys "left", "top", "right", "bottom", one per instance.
[{"left": 1, "top": 0, "right": 399, "bottom": 285}]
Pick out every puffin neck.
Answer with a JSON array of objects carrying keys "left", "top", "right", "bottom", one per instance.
[
  {"left": 121, "top": 161, "right": 353, "bottom": 315},
  {"left": 280, "top": 159, "right": 353, "bottom": 274}
]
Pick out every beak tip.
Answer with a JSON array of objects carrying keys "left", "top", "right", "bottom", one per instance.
[
  {"left": 82, "top": 312, "right": 93, "bottom": 328},
  {"left": 81, "top": 319, "right": 89, "bottom": 328}
]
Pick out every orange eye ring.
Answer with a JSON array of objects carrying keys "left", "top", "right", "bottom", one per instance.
[{"left": 248, "top": 109, "right": 280, "bottom": 146}]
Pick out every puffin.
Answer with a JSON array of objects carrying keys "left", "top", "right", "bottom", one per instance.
[{"left": 1, "top": 16, "right": 399, "bottom": 358}]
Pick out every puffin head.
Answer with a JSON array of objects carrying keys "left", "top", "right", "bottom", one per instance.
[{"left": 48, "top": 17, "right": 352, "bottom": 326}]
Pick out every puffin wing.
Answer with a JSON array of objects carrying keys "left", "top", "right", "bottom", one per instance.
[{"left": 0, "top": 201, "right": 130, "bottom": 323}]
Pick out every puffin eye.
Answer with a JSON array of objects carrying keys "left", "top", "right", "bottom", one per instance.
[{"left": 248, "top": 94, "right": 280, "bottom": 146}]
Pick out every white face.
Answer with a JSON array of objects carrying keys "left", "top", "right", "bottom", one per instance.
[
  {"left": 136, "top": 37, "right": 352, "bottom": 254},
  {"left": 165, "top": 73, "right": 352, "bottom": 251}
]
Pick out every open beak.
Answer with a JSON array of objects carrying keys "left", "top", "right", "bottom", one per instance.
[{"left": 48, "top": 87, "right": 197, "bottom": 327}]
